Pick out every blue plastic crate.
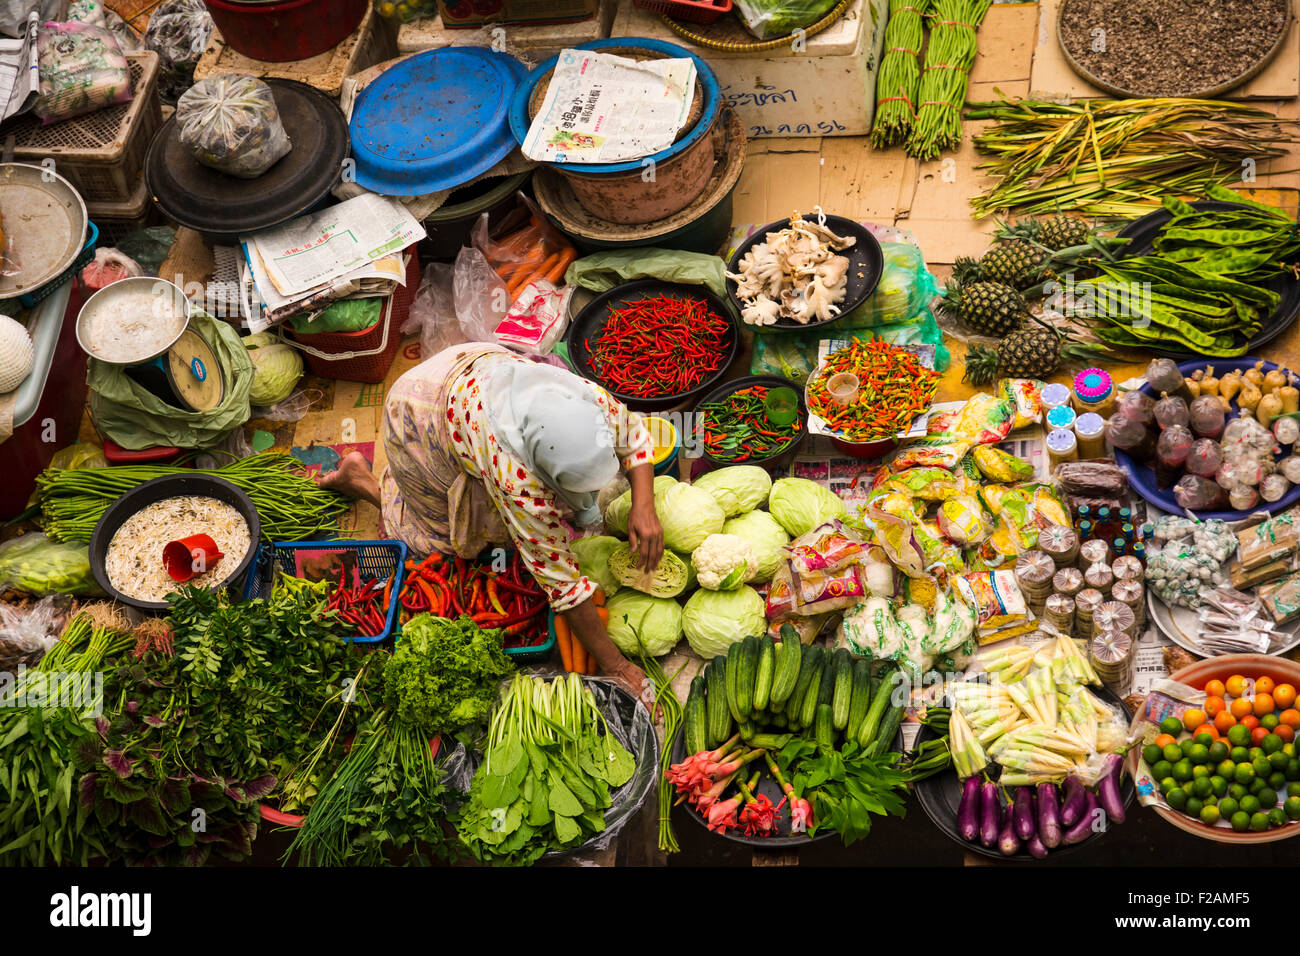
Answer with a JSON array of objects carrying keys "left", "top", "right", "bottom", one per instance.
[{"left": 242, "top": 539, "right": 406, "bottom": 644}]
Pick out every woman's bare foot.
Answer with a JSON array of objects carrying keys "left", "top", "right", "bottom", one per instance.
[{"left": 316, "top": 451, "right": 381, "bottom": 507}]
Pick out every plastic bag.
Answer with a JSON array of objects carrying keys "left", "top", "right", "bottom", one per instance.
[
  {"left": 733, "top": 0, "right": 838, "bottom": 39},
  {"left": 291, "top": 297, "right": 382, "bottom": 335},
  {"left": 494, "top": 279, "right": 572, "bottom": 355},
  {"left": 115, "top": 225, "right": 175, "bottom": 275},
  {"left": 143, "top": 0, "right": 213, "bottom": 104},
  {"left": 749, "top": 312, "right": 949, "bottom": 384},
  {"left": 0, "top": 533, "right": 104, "bottom": 596},
  {"left": 566, "top": 248, "right": 728, "bottom": 299},
  {"left": 0, "top": 595, "right": 70, "bottom": 670},
  {"left": 65, "top": 0, "right": 104, "bottom": 26},
  {"left": 453, "top": 246, "right": 508, "bottom": 344},
  {"left": 0, "top": 0, "right": 63, "bottom": 38},
  {"left": 80, "top": 247, "right": 143, "bottom": 292},
  {"left": 402, "top": 260, "right": 464, "bottom": 360},
  {"left": 33, "top": 21, "right": 132, "bottom": 125},
  {"left": 471, "top": 200, "right": 575, "bottom": 303},
  {"left": 829, "top": 242, "right": 940, "bottom": 329},
  {"left": 176, "top": 74, "right": 291, "bottom": 178}
]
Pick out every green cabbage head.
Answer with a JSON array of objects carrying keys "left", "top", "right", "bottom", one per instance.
[
  {"left": 681, "top": 586, "right": 765, "bottom": 658},
  {"left": 657, "top": 481, "right": 725, "bottom": 553},
  {"left": 721, "top": 509, "right": 790, "bottom": 583},
  {"left": 691, "top": 465, "right": 773, "bottom": 517},
  {"left": 572, "top": 535, "right": 622, "bottom": 597},
  {"left": 604, "top": 590, "right": 683, "bottom": 658},
  {"left": 243, "top": 334, "right": 303, "bottom": 406},
  {"left": 767, "top": 477, "right": 847, "bottom": 538},
  {"left": 603, "top": 475, "right": 677, "bottom": 537}
]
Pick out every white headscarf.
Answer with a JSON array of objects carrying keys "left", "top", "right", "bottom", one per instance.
[{"left": 482, "top": 360, "right": 620, "bottom": 526}]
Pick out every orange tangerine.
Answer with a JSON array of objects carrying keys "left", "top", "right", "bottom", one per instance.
[
  {"left": 1193, "top": 723, "right": 1218, "bottom": 739},
  {"left": 1251, "top": 726, "right": 1272, "bottom": 746},
  {"left": 1204, "top": 695, "right": 1226, "bottom": 717},
  {"left": 1280, "top": 708, "right": 1300, "bottom": 729},
  {"left": 1204, "top": 679, "right": 1226, "bottom": 698},
  {"left": 1230, "top": 698, "right": 1254, "bottom": 719},
  {"left": 1240, "top": 714, "right": 1260, "bottom": 731},
  {"left": 1154, "top": 733, "right": 1177, "bottom": 749},
  {"left": 1183, "top": 708, "right": 1207, "bottom": 732},
  {"left": 1214, "top": 711, "right": 1237, "bottom": 734},
  {"left": 1225, "top": 674, "right": 1249, "bottom": 697},
  {"left": 1254, "top": 693, "right": 1275, "bottom": 717},
  {"left": 1274, "top": 684, "right": 1297, "bottom": 709},
  {"left": 1256, "top": 676, "right": 1276, "bottom": 696},
  {"left": 1276, "top": 725, "right": 1295, "bottom": 743}
]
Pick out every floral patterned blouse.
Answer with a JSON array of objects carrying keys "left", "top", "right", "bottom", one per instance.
[{"left": 446, "top": 357, "right": 653, "bottom": 612}]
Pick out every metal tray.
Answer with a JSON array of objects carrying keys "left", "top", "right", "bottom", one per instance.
[
  {"left": 1146, "top": 591, "right": 1300, "bottom": 660},
  {"left": 912, "top": 684, "right": 1136, "bottom": 861},
  {"left": 75, "top": 276, "right": 192, "bottom": 365},
  {"left": 0, "top": 163, "right": 88, "bottom": 300},
  {"left": 1114, "top": 200, "right": 1300, "bottom": 358}
]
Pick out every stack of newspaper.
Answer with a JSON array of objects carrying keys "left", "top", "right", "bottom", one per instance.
[
  {"left": 0, "top": 12, "right": 40, "bottom": 124},
  {"left": 240, "top": 193, "right": 426, "bottom": 333}
]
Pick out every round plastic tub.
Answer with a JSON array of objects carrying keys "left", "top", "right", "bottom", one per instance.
[{"left": 202, "top": 0, "right": 368, "bottom": 62}]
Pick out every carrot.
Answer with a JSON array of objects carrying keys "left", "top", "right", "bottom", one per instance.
[
  {"left": 571, "top": 636, "right": 588, "bottom": 674},
  {"left": 555, "top": 614, "right": 574, "bottom": 672},
  {"left": 544, "top": 247, "right": 577, "bottom": 285},
  {"left": 596, "top": 606, "right": 609, "bottom": 624},
  {"left": 592, "top": 588, "right": 607, "bottom": 608}
]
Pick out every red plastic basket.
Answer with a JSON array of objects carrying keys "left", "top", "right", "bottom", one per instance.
[
  {"left": 203, "top": 0, "right": 368, "bottom": 62},
  {"left": 285, "top": 248, "right": 419, "bottom": 384},
  {"left": 633, "top": 0, "right": 732, "bottom": 25}
]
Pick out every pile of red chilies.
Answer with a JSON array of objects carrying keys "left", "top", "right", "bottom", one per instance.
[
  {"left": 328, "top": 569, "right": 388, "bottom": 638},
  {"left": 586, "top": 294, "right": 730, "bottom": 398},
  {"left": 398, "top": 550, "right": 549, "bottom": 645}
]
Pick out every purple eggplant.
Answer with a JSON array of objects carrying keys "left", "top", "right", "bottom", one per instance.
[
  {"left": 1037, "top": 782, "right": 1062, "bottom": 849},
  {"left": 998, "top": 804, "right": 1021, "bottom": 856},
  {"left": 1012, "top": 787, "right": 1035, "bottom": 842},
  {"left": 957, "top": 776, "right": 982, "bottom": 842},
  {"left": 1026, "top": 830, "right": 1048, "bottom": 859},
  {"left": 1096, "top": 753, "right": 1126, "bottom": 824},
  {"left": 1063, "top": 791, "right": 1099, "bottom": 845},
  {"left": 1059, "top": 776, "right": 1087, "bottom": 828},
  {"left": 980, "top": 781, "right": 1000, "bottom": 848}
]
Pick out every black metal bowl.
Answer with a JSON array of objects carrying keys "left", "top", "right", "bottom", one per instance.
[
  {"left": 88, "top": 474, "right": 262, "bottom": 613},
  {"left": 692, "top": 374, "right": 809, "bottom": 471},
  {"left": 725, "top": 213, "right": 884, "bottom": 332},
  {"left": 565, "top": 278, "right": 740, "bottom": 412}
]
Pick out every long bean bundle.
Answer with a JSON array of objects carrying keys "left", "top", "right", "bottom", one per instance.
[
  {"left": 870, "top": 0, "right": 931, "bottom": 148},
  {"left": 643, "top": 653, "right": 685, "bottom": 854},
  {"left": 967, "top": 98, "right": 1299, "bottom": 218},
  {"left": 906, "top": 0, "right": 991, "bottom": 160},
  {"left": 35, "top": 451, "right": 352, "bottom": 543}
]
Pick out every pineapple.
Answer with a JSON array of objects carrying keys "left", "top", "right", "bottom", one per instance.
[
  {"left": 978, "top": 240, "right": 1044, "bottom": 285},
  {"left": 938, "top": 279, "right": 1028, "bottom": 338},
  {"left": 963, "top": 318, "right": 1104, "bottom": 385},
  {"left": 995, "top": 214, "right": 1092, "bottom": 253}
]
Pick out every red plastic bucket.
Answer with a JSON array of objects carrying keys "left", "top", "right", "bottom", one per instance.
[{"left": 203, "top": 0, "right": 368, "bottom": 62}]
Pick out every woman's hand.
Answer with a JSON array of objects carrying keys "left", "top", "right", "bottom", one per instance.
[
  {"left": 627, "top": 499, "right": 664, "bottom": 571},
  {"left": 609, "top": 659, "right": 653, "bottom": 710}
]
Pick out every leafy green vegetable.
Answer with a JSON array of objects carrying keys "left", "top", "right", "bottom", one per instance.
[
  {"left": 572, "top": 535, "right": 623, "bottom": 597},
  {"left": 681, "top": 586, "right": 766, "bottom": 659},
  {"left": 778, "top": 738, "right": 909, "bottom": 846},
  {"left": 382, "top": 614, "right": 515, "bottom": 737},
  {"left": 767, "top": 477, "right": 848, "bottom": 538}
]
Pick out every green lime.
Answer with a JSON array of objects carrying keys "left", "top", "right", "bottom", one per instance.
[
  {"left": 1287, "top": 759, "right": 1300, "bottom": 781},
  {"left": 1250, "top": 811, "right": 1271, "bottom": 832},
  {"left": 1286, "top": 742, "right": 1297, "bottom": 757},
  {"left": 1181, "top": 739, "right": 1198, "bottom": 758},
  {"left": 1192, "top": 765, "right": 1210, "bottom": 780},
  {"left": 1256, "top": 788, "right": 1277, "bottom": 809},
  {"left": 1161, "top": 716, "right": 1184, "bottom": 736},
  {"left": 1203, "top": 794, "right": 1218, "bottom": 807},
  {"left": 1261, "top": 713, "right": 1280, "bottom": 731},
  {"left": 1284, "top": 796, "right": 1300, "bottom": 820},
  {"left": 1228, "top": 724, "right": 1251, "bottom": 748},
  {"left": 1219, "top": 796, "right": 1239, "bottom": 817},
  {"left": 1216, "top": 759, "right": 1236, "bottom": 780},
  {"left": 1209, "top": 741, "right": 1229, "bottom": 763},
  {"left": 1163, "top": 743, "right": 1184, "bottom": 763},
  {"left": 1230, "top": 746, "right": 1250, "bottom": 763},
  {"left": 1166, "top": 788, "right": 1187, "bottom": 810},
  {"left": 1270, "top": 772, "right": 1287, "bottom": 792},
  {"left": 1263, "top": 733, "right": 1284, "bottom": 755},
  {"left": 1229, "top": 783, "right": 1248, "bottom": 800},
  {"left": 1231, "top": 810, "right": 1252, "bottom": 832},
  {"left": 1240, "top": 794, "right": 1261, "bottom": 815},
  {"left": 1174, "top": 759, "right": 1194, "bottom": 782},
  {"left": 1210, "top": 775, "right": 1228, "bottom": 798},
  {"left": 1153, "top": 760, "right": 1174, "bottom": 781},
  {"left": 1269, "top": 751, "right": 1291, "bottom": 772},
  {"left": 1268, "top": 807, "right": 1287, "bottom": 828},
  {"left": 1192, "top": 776, "right": 1212, "bottom": 798},
  {"left": 1200, "top": 804, "right": 1221, "bottom": 825},
  {"left": 1249, "top": 747, "right": 1265, "bottom": 762},
  {"left": 1195, "top": 732, "right": 1216, "bottom": 748},
  {"left": 1189, "top": 744, "right": 1211, "bottom": 765},
  {"left": 1185, "top": 796, "right": 1204, "bottom": 817},
  {"left": 1234, "top": 763, "right": 1256, "bottom": 786},
  {"left": 1254, "top": 757, "right": 1273, "bottom": 779},
  {"left": 1143, "top": 743, "right": 1164, "bottom": 766},
  {"left": 1251, "top": 778, "right": 1269, "bottom": 796},
  {"left": 1288, "top": 781, "right": 1300, "bottom": 797},
  {"left": 1160, "top": 777, "right": 1179, "bottom": 796}
]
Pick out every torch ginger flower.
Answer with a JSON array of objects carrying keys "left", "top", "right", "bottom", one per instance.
[
  {"left": 764, "top": 751, "right": 815, "bottom": 834},
  {"left": 737, "top": 774, "right": 780, "bottom": 837}
]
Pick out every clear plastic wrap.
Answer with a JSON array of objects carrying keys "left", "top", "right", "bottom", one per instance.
[
  {"left": 0, "top": 595, "right": 71, "bottom": 671},
  {"left": 1173, "top": 474, "right": 1227, "bottom": 512},
  {"left": 1155, "top": 424, "right": 1193, "bottom": 489},
  {"left": 1229, "top": 484, "right": 1260, "bottom": 511},
  {"left": 1105, "top": 413, "right": 1155, "bottom": 460},
  {"left": 143, "top": 0, "right": 213, "bottom": 103},
  {"left": 176, "top": 75, "right": 291, "bottom": 178},
  {"left": 1273, "top": 416, "right": 1299, "bottom": 447},
  {"left": 1153, "top": 391, "right": 1190, "bottom": 430},
  {"left": 1189, "top": 394, "right": 1226, "bottom": 439},
  {"left": 0, "top": 533, "right": 104, "bottom": 596},
  {"left": 1185, "top": 438, "right": 1223, "bottom": 479},
  {"left": 79, "top": 247, "right": 143, "bottom": 291},
  {"left": 1146, "top": 358, "right": 1192, "bottom": 403},
  {"left": 1115, "top": 388, "right": 1156, "bottom": 427},
  {"left": 33, "top": 20, "right": 132, "bottom": 124},
  {"left": 1281, "top": 455, "right": 1300, "bottom": 484},
  {"left": 1261, "top": 473, "right": 1291, "bottom": 503}
]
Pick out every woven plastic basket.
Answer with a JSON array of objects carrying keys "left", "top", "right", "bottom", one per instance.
[
  {"left": 10, "top": 52, "right": 161, "bottom": 206},
  {"left": 285, "top": 247, "right": 419, "bottom": 384}
]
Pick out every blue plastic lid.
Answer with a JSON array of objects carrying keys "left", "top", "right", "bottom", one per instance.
[{"left": 349, "top": 48, "right": 527, "bottom": 197}]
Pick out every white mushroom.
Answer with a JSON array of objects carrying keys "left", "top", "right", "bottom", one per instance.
[{"left": 741, "top": 295, "right": 782, "bottom": 327}]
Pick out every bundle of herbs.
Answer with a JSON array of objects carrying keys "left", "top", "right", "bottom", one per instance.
[{"left": 967, "top": 98, "right": 1299, "bottom": 218}]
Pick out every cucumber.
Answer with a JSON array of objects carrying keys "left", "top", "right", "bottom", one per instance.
[
  {"left": 868, "top": 698, "right": 906, "bottom": 758},
  {"left": 684, "top": 675, "right": 708, "bottom": 756},
  {"left": 736, "top": 635, "right": 758, "bottom": 719},
  {"left": 706, "top": 656, "right": 730, "bottom": 748},
  {"left": 857, "top": 664, "right": 899, "bottom": 750},
  {"left": 753, "top": 636, "right": 776, "bottom": 713},
  {"left": 768, "top": 625, "right": 802, "bottom": 708},
  {"left": 814, "top": 702, "right": 835, "bottom": 749},
  {"left": 725, "top": 641, "right": 746, "bottom": 725},
  {"left": 788, "top": 645, "right": 822, "bottom": 730},
  {"left": 799, "top": 656, "right": 829, "bottom": 730},
  {"left": 830, "top": 649, "right": 853, "bottom": 731},
  {"left": 846, "top": 659, "right": 873, "bottom": 741},
  {"left": 769, "top": 711, "right": 787, "bottom": 729}
]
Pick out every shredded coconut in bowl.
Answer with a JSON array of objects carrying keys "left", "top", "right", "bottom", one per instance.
[
  {"left": 84, "top": 288, "right": 185, "bottom": 364},
  {"left": 105, "top": 496, "right": 251, "bottom": 603}
]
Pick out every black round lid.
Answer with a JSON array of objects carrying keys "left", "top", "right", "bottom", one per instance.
[{"left": 145, "top": 78, "right": 350, "bottom": 242}]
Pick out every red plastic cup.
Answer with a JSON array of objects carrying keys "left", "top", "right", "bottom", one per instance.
[{"left": 162, "top": 534, "right": 225, "bottom": 582}]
